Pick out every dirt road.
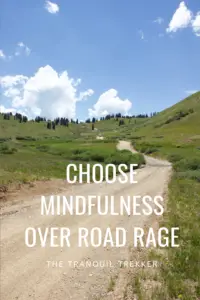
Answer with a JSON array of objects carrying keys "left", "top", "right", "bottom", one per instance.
[{"left": 0, "top": 141, "right": 171, "bottom": 300}]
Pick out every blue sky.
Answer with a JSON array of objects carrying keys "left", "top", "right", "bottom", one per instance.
[{"left": 0, "top": 0, "right": 199, "bottom": 120}]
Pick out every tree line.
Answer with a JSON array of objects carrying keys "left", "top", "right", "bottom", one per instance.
[{"left": 0, "top": 111, "right": 158, "bottom": 131}]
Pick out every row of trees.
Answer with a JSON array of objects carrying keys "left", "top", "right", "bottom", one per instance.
[
  {"left": 54, "top": 118, "right": 79, "bottom": 126},
  {"left": 3, "top": 112, "right": 28, "bottom": 123},
  {"left": 85, "top": 112, "right": 158, "bottom": 123},
  {"left": 1, "top": 111, "right": 159, "bottom": 131}
]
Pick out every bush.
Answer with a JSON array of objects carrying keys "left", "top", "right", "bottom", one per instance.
[
  {"left": 16, "top": 136, "right": 37, "bottom": 141},
  {"left": 72, "top": 149, "right": 86, "bottom": 155},
  {"left": 0, "top": 137, "right": 11, "bottom": 143},
  {"left": 167, "top": 154, "right": 183, "bottom": 163},
  {"left": 90, "top": 153, "right": 106, "bottom": 162},
  {"left": 0, "top": 144, "right": 17, "bottom": 154},
  {"left": 70, "top": 147, "right": 145, "bottom": 168},
  {"left": 105, "top": 150, "right": 145, "bottom": 167},
  {"left": 165, "top": 109, "right": 194, "bottom": 125},
  {"left": 174, "top": 157, "right": 200, "bottom": 172},
  {"left": 132, "top": 142, "right": 159, "bottom": 155},
  {"left": 175, "top": 170, "right": 200, "bottom": 182},
  {"left": 36, "top": 145, "right": 50, "bottom": 152},
  {"left": 144, "top": 147, "right": 158, "bottom": 154}
]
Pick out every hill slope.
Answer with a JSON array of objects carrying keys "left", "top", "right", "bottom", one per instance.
[
  {"left": 130, "top": 91, "right": 200, "bottom": 144},
  {"left": 0, "top": 92, "right": 200, "bottom": 299},
  {"left": 112, "top": 92, "right": 200, "bottom": 300}
]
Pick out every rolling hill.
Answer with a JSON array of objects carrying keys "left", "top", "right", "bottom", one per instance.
[{"left": 0, "top": 92, "right": 200, "bottom": 299}]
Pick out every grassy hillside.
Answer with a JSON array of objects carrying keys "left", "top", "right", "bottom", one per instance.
[
  {"left": 114, "top": 92, "right": 200, "bottom": 300},
  {"left": 0, "top": 114, "right": 145, "bottom": 186},
  {"left": 0, "top": 92, "right": 199, "bottom": 298},
  {"left": 130, "top": 92, "right": 200, "bottom": 148}
]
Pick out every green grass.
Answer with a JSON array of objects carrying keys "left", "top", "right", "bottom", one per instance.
[
  {"left": 0, "top": 138, "right": 145, "bottom": 185},
  {"left": 0, "top": 92, "right": 200, "bottom": 298},
  {"left": 122, "top": 92, "right": 200, "bottom": 299},
  {"left": 160, "top": 177, "right": 200, "bottom": 299},
  {"left": 129, "top": 92, "right": 200, "bottom": 146},
  {"left": 88, "top": 91, "right": 199, "bottom": 299},
  {"left": 0, "top": 112, "right": 147, "bottom": 186},
  {"left": 107, "top": 276, "right": 117, "bottom": 292}
]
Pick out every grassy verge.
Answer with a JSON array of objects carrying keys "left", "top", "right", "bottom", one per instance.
[
  {"left": 0, "top": 138, "right": 145, "bottom": 185},
  {"left": 160, "top": 176, "right": 200, "bottom": 299},
  {"left": 122, "top": 178, "right": 200, "bottom": 300},
  {"left": 127, "top": 140, "right": 200, "bottom": 299}
]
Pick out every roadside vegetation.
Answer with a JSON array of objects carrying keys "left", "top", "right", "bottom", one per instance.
[
  {"left": 0, "top": 113, "right": 145, "bottom": 186},
  {"left": 122, "top": 92, "right": 200, "bottom": 299},
  {"left": 0, "top": 92, "right": 199, "bottom": 298},
  {"left": 0, "top": 137, "right": 145, "bottom": 185},
  {"left": 91, "top": 91, "right": 200, "bottom": 300}
]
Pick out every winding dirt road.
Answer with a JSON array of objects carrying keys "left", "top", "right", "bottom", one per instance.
[{"left": 0, "top": 141, "right": 171, "bottom": 300}]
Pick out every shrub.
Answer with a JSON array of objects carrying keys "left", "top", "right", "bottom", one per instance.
[
  {"left": 165, "top": 109, "right": 194, "bottom": 125},
  {"left": 174, "top": 157, "right": 200, "bottom": 172},
  {"left": 90, "top": 153, "right": 106, "bottom": 162},
  {"left": 167, "top": 154, "right": 183, "bottom": 163},
  {"left": 16, "top": 136, "right": 37, "bottom": 141},
  {"left": 144, "top": 147, "right": 158, "bottom": 154},
  {"left": 72, "top": 149, "right": 86, "bottom": 155},
  {"left": 0, "top": 137, "right": 11, "bottom": 143},
  {"left": 132, "top": 142, "right": 158, "bottom": 155},
  {"left": 175, "top": 170, "right": 200, "bottom": 182},
  {"left": 36, "top": 145, "right": 50, "bottom": 152},
  {"left": 71, "top": 150, "right": 92, "bottom": 162},
  {"left": 105, "top": 151, "right": 145, "bottom": 167},
  {"left": 0, "top": 144, "right": 17, "bottom": 154},
  {"left": 131, "top": 136, "right": 144, "bottom": 140}
]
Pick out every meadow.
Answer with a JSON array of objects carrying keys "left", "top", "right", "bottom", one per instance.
[
  {"left": 116, "top": 92, "right": 200, "bottom": 299},
  {"left": 0, "top": 115, "right": 145, "bottom": 185},
  {"left": 0, "top": 92, "right": 200, "bottom": 299}
]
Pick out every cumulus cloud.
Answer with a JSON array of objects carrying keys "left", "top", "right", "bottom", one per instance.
[
  {"left": 0, "top": 49, "right": 6, "bottom": 60},
  {"left": 88, "top": 89, "right": 132, "bottom": 118},
  {"left": 166, "top": 2, "right": 193, "bottom": 33},
  {"left": 0, "top": 105, "right": 14, "bottom": 114},
  {"left": 192, "top": 12, "right": 200, "bottom": 36},
  {"left": 45, "top": 1, "right": 59, "bottom": 14},
  {"left": 0, "top": 105, "right": 26, "bottom": 115},
  {"left": 0, "top": 65, "right": 94, "bottom": 119},
  {"left": 154, "top": 17, "right": 164, "bottom": 25},
  {"left": 0, "top": 75, "right": 28, "bottom": 87}
]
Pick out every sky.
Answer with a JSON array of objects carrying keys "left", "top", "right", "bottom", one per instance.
[{"left": 0, "top": 0, "right": 200, "bottom": 120}]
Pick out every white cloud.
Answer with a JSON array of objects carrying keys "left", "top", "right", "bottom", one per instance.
[
  {"left": 88, "top": 89, "right": 132, "bottom": 118},
  {"left": 192, "top": 12, "right": 200, "bottom": 36},
  {"left": 0, "top": 75, "right": 28, "bottom": 87},
  {"left": 185, "top": 90, "right": 198, "bottom": 95},
  {"left": 45, "top": 1, "right": 59, "bottom": 14},
  {"left": 0, "top": 105, "right": 14, "bottom": 113},
  {"left": 166, "top": 2, "right": 193, "bottom": 33},
  {"left": 18, "top": 42, "right": 24, "bottom": 47},
  {"left": 78, "top": 89, "right": 94, "bottom": 101},
  {"left": 15, "top": 42, "right": 31, "bottom": 57},
  {"left": 0, "top": 65, "right": 94, "bottom": 119},
  {"left": 0, "top": 43, "right": 31, "bottom": 62},
  {"left": 154, "top": 17, "right": 164, "bottom": 25},
  {"left": 138, "top": 30, "right": 145, "bottom": 40},
  {"left": 0, "top": 105, "right": 26, "bottom": 115},
  {"left": 0, "top": 49, "right": 6, "bottom": 60}
]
